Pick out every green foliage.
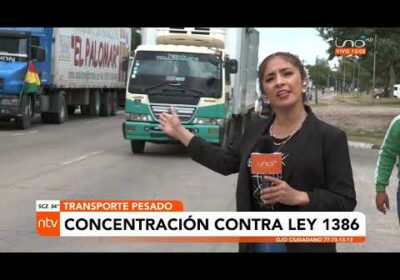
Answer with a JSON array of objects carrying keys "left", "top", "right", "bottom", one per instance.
[
  {"left": 308, "top": 57, "right": 332, "bottom": 87},
  {"left": 317, "top": 28, "right": 400, "bottom": 96},
  {"left": 131, "top": 28, "right": 142, "bottom": 52}
]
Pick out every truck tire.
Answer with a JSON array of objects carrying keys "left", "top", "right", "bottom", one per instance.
[
  {"left": 41, "top": 112, "right": 52, "bottom": 123},
  {"left": 100, "top": 91, "right": 112, "bottom": 117},
  {"left": 111, "top": 91, "right": 118, "bottom": 116},
  {"left": 68, "top": 105, "right": 76, "bottom": 115},
  {"left": 89, "top": 90, "right": 100, "bottom": 117},
  {"left": 15, "top": 95, "right": 32, "bottom": 130},
  {"left": 80, "top": 105, "right": 89, "bottom": 116},
  {"left": 130, "top": 140, "right": 145, "bottom": 154},
  {"left": 41, "top": 93, "right": 66, "bottom": 124},
  {"left": 53, "top": 94, "right": 66, "bottom": 123}
]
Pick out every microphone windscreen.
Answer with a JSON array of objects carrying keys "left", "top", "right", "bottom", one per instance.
[{"left": 257, "top": 135, "right": 274, "bottom": 154}]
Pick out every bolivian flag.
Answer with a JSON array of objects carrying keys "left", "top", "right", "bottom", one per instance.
[{"left": 23, "top": 62, "right": 40, "bottom": 93}]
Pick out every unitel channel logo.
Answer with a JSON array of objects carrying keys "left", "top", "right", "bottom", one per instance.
[{"left": 335, "top": 34, "right": 373, "bottom": 56}]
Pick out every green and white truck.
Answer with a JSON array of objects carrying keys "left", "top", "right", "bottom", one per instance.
[{"left": 122, "top": 27, "right": 259, "bottom": 154}]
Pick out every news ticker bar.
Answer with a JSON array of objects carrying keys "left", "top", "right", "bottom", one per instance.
[{"left": 36, "top": 200, "right": 366, "bottom": 243}]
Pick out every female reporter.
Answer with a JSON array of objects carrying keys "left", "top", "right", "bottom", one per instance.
[{"left": 159, "top": 52, "right": 356, "bottom": 252}]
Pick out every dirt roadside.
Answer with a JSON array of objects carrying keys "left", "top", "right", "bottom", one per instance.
[{"left": 311, "top": 103, "right": 399, "bottom": 136}]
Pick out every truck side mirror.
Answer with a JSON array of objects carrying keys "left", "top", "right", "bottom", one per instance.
[
  {"left": 31, "top": 46, "right": 45, "bottom": 62},
  {"left": 226, "top": 58, "right": 238, "bottom": 74},
  {"left": 122, "top": 57, "right": 129, "bottom": 71}
]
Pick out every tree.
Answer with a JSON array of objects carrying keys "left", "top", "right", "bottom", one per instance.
[
  {"left": 131, "top": 28, "right": 142, "bottom": 53},
  {"left": 308, "top": 57, "right": 332, "bottom": 87},
  {"left": 317, "top": 28, "right": 400, "bottom": 97}
]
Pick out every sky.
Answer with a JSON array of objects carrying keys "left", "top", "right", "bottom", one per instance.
[{"left": 256, "top": 28, "right": 338, "bottom": 69}]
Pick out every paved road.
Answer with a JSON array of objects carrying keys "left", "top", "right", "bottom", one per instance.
[
  {"left": 0, "top": 113, "right": 237, "bottom": 252},
  {"left": 338, "top": 148, "right": 400, "bottom": 252},
  {"left": 0, "top": 113, "right": 398, "bottom": 252}
]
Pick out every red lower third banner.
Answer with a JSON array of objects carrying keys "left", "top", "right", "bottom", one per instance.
[{"left": 36, "top": 200, "right": 366, "bottom": 243}]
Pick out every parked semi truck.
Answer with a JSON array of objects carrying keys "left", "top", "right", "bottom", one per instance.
[
  {"left": 122, "top": 27, "right": 259, "bottom": 154},
  {"left": 0, "top": 27, "right": 131, "bottom": 129}
]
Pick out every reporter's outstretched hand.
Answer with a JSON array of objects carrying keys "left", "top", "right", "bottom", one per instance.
[{"left": 159, "top": 106, "right": 194, "bottom": 147}]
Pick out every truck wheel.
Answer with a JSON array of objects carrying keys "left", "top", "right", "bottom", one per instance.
[
  {"left": 80, "top": 105, "right": 89, "bottom": 116},
  {"left": 41, "top": 112, "right": 52, "bottom": 123},
  {"left": 130, "top": 140, "right": 145, "bottom": 154},
  {"left": 89, "top": 90, "right": 100, "bottom": 116},
  {"left": 15, "top": 95, "right": 32, "bottom": 130},
  {"left": 111, "top": 91, "right": 118, "bottom": 116},
  {"left": 41, "top": 93, "right": 66, "bottom": 124},
  {"left": 68, "top": 105, "right": 76, "bottom": 115},
  {"left": 100, "top": 91, "right": 112, "bottom": 117},
  {"left": 52, "top": 93, "right": 66, "bottom": 124}
]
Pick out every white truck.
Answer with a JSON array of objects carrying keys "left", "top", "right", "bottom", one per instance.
[
  {"left": 0, "top": 28, "right": 131, "bottom": 129},
  {"left": 122, "top": 27, "right": 259, "bottom": 153},
  {"left": 393, "top": 84, "right": 400, "bottom": 98}
]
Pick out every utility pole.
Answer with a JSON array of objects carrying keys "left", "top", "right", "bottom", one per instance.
[
  {"left": 372, "top": 33, "right": 378, "bottom": 102},
  {"left": 327, "top": 74, "right": 330, "bottom": 89},
  {"left": 315, "top": 70, "right": 318, "bottom": 104},
  {"left": 357, "top": 59, "right": 361, "bottom": 88},
  {"left": 351, "top": 61, "right": 355, "bottom": 91},
  {"left": 357, "top": 59, "right": 361, "bottom": 97},
  {"left": 335, "top": 77, "right": 338, "bottom": 93},
  {"left": 342, "top": 58, "right": 346, "bottom": 94}
]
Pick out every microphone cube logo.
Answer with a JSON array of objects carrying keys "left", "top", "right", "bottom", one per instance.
[{"left": 251, "top": 153, "right": 282, "bottom": 175}]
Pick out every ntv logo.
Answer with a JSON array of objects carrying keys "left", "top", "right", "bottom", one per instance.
[{"left": 335, "top": 35, "right": 373, "bottom": 56}]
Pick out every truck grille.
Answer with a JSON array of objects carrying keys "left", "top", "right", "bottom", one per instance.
[{"left": 150, "top": 103, "right": 197, "bottom": 123}]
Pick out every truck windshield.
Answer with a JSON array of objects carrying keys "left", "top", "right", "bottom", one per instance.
[
  {"left": 129, "top": 51, "right": 222, "bottom": 98},
  {"left": 0, "top": 36, "right": 29, "bottom": 62}
]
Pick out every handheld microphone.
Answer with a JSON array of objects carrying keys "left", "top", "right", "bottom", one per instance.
[
  {"left": 251, "top": 135, "right": 282, "bottom": 209},
  {"left": 257, "top": 135, "right": 274, "bottom": 154}
]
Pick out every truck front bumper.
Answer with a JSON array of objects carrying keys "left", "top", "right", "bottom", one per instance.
[
  {"left": 122, "top": 121, "right": 221, "bottom": 144},
  {"left": 0, "top": 106, "right": 18, "bottom": 117},
  {"left": 0, "top": 95, "right": 19, "bottom": 118}
]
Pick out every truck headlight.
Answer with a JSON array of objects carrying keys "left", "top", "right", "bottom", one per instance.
[
  {"left": 193, "top": 118, "right": 224, "bottom": 126},
  {"left": 125, "top": 113, "right": 151, "bottom": 121}
]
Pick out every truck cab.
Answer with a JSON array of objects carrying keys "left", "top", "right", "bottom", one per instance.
[
  {"left": 123, "top": 28, "right": 247, "bottom": 154},
  {"left": 0, "top": 28, "right": 48, "bottom": 128}
]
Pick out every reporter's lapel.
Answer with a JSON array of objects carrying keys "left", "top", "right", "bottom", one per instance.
[
  {"left": 241, "top": 116, "right": 274, "bottom": 169},
  {"left": 282, "top": 110, "right": 317, "bottom": 182}
]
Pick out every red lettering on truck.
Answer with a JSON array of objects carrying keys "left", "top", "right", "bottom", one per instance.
[{"left": 72, "top": 35, "right": 84, "bottom": 67}]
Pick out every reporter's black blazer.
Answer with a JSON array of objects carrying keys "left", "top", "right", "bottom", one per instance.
[{"left": 186, "top": 106, "right": 356, "bottom": 253}]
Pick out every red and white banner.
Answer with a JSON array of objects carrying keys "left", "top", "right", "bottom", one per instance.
[{"left": 36, "top": 200, "right": 366, "bottom": 243}]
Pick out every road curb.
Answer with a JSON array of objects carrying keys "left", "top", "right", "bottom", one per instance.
[{"left": 348, "top": 141, "right": 380, "bottom": 150}]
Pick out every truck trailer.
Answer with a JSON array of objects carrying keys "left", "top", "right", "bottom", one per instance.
[
  {"left": 0, "top": 27, "right": 131, "bottom": 129},
  {"left": 122, "top": 27, "right": 259, "bottom": 154}
]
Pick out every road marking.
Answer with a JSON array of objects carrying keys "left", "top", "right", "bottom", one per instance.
[
  {"left": 85, "top": 120, "right": 99, "bottom": 124},
  {"left": 61, "top": 151, "right": 103, "bottom": 165},
  {"left": 12, "top": 130, "right": 38, "bottom": 136}
]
